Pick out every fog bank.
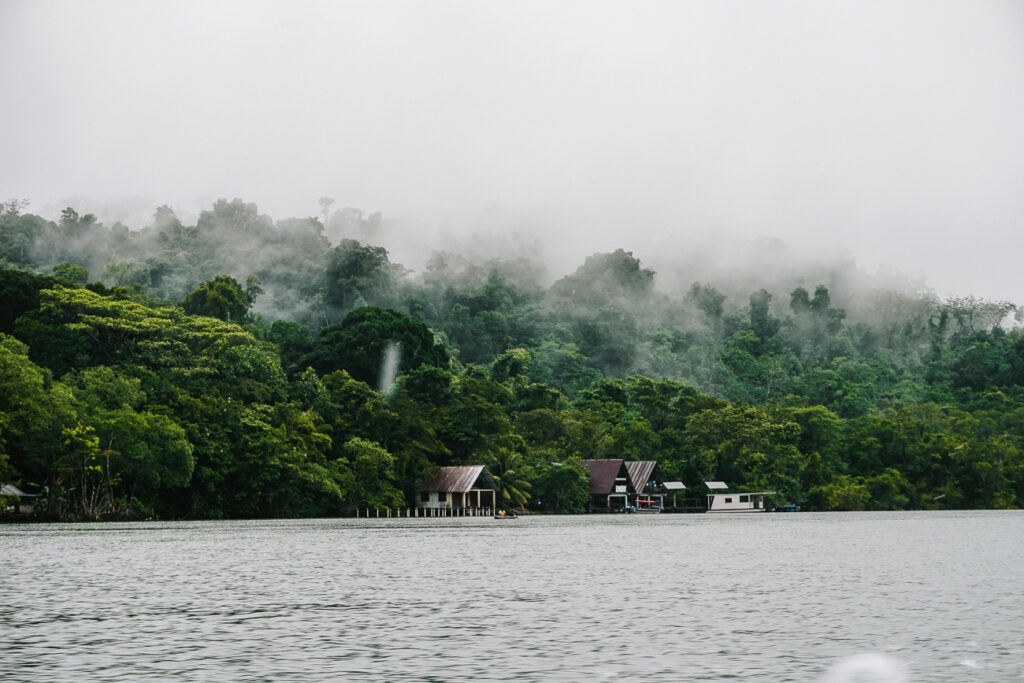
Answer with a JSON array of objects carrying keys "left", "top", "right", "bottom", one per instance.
[{"left": 2, "top": 0, "right": 1022, "bottom": 302}]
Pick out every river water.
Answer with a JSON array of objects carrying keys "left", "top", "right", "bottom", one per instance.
[{"left": 2, "top": 511, "right": 1022, "bottom": 681}]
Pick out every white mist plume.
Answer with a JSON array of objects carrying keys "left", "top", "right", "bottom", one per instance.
[{"left": 378, "top": 341, "right": 402, "bottom": 396}]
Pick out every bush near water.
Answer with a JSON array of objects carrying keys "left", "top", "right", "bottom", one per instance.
[{"left": 2, "top": 200, "right": 1023, "bottom": 519}]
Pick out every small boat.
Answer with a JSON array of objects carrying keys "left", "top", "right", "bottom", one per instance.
[
  {"left": 493, "top": 510, "right": 519, "bottom": 519},
  {"left": 632, "top": 498, "right": 663, "bottom": 514}
]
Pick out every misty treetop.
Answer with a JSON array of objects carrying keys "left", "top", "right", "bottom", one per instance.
[{"left": 1, "top": 198, "right": 1023, "bottom": 519}]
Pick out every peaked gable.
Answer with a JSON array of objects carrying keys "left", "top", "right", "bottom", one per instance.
[
  {"left": 580, "top": 459, "right": 627, "bottom": 495},
  {"left": 624, "top": 461, "right": 658, "bottom": 493}
]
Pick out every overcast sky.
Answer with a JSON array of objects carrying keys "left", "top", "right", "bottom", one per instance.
[{"left": 2, "top": 0, "right": 1022, "bottom": 301}]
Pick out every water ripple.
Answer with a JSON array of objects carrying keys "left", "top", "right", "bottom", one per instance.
[{"left": 2, "top": 511, "right": 1022, "bottom": 681}]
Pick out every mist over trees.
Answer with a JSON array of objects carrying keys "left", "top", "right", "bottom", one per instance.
[{"left": 2, "top": 198, "right": 1023, "bottom": 519}]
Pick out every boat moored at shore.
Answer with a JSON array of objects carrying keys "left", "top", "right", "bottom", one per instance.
[{"left": 706, "top": 486, "right": 775, "bottom": 513}]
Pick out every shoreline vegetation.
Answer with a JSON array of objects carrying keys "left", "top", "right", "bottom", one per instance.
[{"left": 2, "top": 199, "right": 1023, "bottom": 522}]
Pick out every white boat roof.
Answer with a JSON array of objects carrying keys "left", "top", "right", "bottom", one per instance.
[
  {"left": 704, "top": 481, "right": 729, "bottom": 490},
  {"left": 709, "top": 491, "right": 776, "bottom": 496},
  {"left": 663, "top": 481, "right": 686, "bottom": 490}
]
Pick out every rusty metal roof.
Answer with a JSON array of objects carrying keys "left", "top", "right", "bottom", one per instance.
[
  {"left": 624, "top": 461, "right": 658, "bottom": 492},
  {"left": 417, "top": 466, "right": 494, "bottom": 493},
  {"left": 580, "top": 459, "right": 625, "bottom": 494}
]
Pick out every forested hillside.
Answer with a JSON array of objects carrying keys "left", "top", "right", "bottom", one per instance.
[{"left": 2, "top": 198, "right": 1023, "bottom": 519}]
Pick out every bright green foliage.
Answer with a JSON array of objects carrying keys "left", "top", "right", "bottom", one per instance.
[
  {"left": 773, "top": 403, "right": 844, "bottom": 462},
  {"left": 485, "top": 448, "right": 532, "bottom": 508},
  {"left": 304, "top": 307, "right": 449, "bottom": 387},
  {"left": 58, "top": 423, "right": 105, "bottom": 518},
  {"left": 319, "top": 370, "right": 395, "bottom": 447},
  {"left": 324, "top": 240, "right": 394, "bottom": 314},
  {"left": 865, "top": 468, "right": 912, "bottom": 510},
  {"left": 682, "top": 402, "right": 802, "bottom": 499},
  {"left": 2, "top": 199, "right": 1023, "bottom": 516},
  {"left": 181, "top": 275, "right": 253, "bottom": 323},
  {"left": 0, "top": 334, "right": 77, "bottom": 493},
  {"left": 65, "top": 366, "right": 194, "bottom": 516},
  {"left": 53, "top": 263, "right": 89, "bottom": 286},
  {"left": 810, "top": 474, "right": 869, "bottom": 511},
  {"left": 344, "top": 437, "right": 404, "bottom": 509},
  {"left": 17, "top": 286, "right": 254, "bottom": 376},
  {"left": 520, "top": 342, "right": 602, "bottom": 399},
  {"left": 440, "top": 375, "right": 518, "bottom": 464},
  {"left": 428, "top": 267, "right": 542, "bottom": 363},
  {"left": 531, "top": 456, "right": 589, "bottom": 513},
  {"left": 491, "top": 347, "right": 533, "bottom": 383},
  {"left": 316, "top": 369, "right": 439, "bottom": 502},
  {"left": 216, "top": 344, "right": 287, "bottom": 402},
  {"left": 397, "top": 365, "right": 454, "bottom": 406}
]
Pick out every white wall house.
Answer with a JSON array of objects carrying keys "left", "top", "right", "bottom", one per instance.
[{"left": 415, "top": 465, "right": 498, "bottom": 510}]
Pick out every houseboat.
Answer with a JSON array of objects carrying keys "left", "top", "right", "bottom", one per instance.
[{"left": 704, "top": 481, "right": 775, "bottom": 512}]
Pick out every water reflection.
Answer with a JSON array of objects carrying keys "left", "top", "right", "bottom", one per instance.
[{"left": 2, "top": 512, "right": 1022, "bottom": 681}]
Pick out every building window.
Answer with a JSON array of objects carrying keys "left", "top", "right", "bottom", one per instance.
[
  {"left": 420, "top": 491, "right": 430, "bottom": 503},
  {"left": 739, "top": 495, "right": 749, "bottom": 503},
  {"left": 724, "top": 497, "right": 732, "bottom": 503}
]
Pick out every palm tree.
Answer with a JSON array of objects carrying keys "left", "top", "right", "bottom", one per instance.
[{"left": 486, "top": 448, "right": 531, "bottom": 509}]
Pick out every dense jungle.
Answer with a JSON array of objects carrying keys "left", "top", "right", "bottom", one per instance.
[{"left": 2, "top": 198, "right": 1022, "bottom": 519}]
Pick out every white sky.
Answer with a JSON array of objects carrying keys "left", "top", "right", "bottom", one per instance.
[{"left": 1, "top": 0, "right": 1022, "bottom": 301}]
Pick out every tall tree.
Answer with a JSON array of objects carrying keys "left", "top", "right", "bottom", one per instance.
[{"left": 181, "top": 275, "right": 253, "bottom": 323}]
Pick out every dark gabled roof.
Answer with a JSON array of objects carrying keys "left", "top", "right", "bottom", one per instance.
[
  {"left": 417, "top": 466, "right": 495, "bottom": 493},
  {"left": 624, "top": 461, "right": 657, "bottom": 492},
  {"left": 580, "top": 459, "right": 625, "bottom": 494}
]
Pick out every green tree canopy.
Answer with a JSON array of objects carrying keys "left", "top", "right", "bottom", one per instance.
[
  {"left": 181, "top": 275, "right": 253, "bottom": 323},
  {"left": 304, "top": 307, "right": 449, "bottom": 387}
]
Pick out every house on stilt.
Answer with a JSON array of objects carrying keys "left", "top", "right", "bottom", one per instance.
[
  {"left": 415, "top": 465, "right": 498, "bottom": 512},
  {"left": 1, "top": 483, "right": 37, "bottom": 515},
  {"left": 581, "top": 459, "right": 668, "bottom": 512}
]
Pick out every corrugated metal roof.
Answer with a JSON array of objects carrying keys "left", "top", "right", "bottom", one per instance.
[
  {"left": 705, "top": 481, "right": 729, "bottom": 490},
  {"left": 1, "top": 483, "right": 36, "bottom": 497},
  {"left": 624, "top": 461, "right": 657, "bottom": 492},
  {"left": 417, "top": 466, "right": 492, "bottom": 493},
  {"left": 580, "top": 459, "right": 625, "bottom": 494},
  {"left": 663, "top": 481, "right": 686, "bottom": 490}
]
